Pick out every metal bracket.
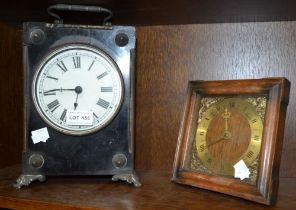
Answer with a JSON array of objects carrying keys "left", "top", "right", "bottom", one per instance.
[
  {"left": 13, "top": 174, "right": 46, "bottom": 189},
  {"left": 112, "top": 172, "right": 142, "bottom": 187},
  {"left": 13, "top": 173, "right": 141, "bottom": 188}
]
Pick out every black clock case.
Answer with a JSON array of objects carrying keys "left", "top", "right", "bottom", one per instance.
[{"left": 22, "top": 22, "right": 136, "bottom": 176}]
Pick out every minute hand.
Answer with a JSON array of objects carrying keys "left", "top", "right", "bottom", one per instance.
[
  {"left": 207, "top": 138, "right": 226, "bottom": 148},
  {"left": 43, "top": 88, "right": 75, "bottom": 93}
]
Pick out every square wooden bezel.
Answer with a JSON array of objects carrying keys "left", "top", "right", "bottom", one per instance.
[{"left": 172, "top": 78, "right": 290, "bottom": 205}]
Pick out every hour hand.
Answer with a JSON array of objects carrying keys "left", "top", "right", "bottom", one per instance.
[
  {"left": 222, "top": 108, "right": 231, "bottom": 132},
  {"left": 73, "top": 86, "right": 83, "bottom": 110},
  {"left": 74, "top": 94, "right": 79, "bottom": 110},
  {"left": 207, "top": 138, "right": 225, "bottom": 148}
]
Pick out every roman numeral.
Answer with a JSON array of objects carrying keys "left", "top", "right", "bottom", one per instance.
[
  {"left": 97, "top": 72, "right": 108, "bottom": 80},
  {"left": 72, "top": 56, "right": 81, "bottom": 69},
  {"left": 47, "top": 99, "right": 60, "bottom": 112},
  {"left": 97, "top": 98, "right": 110, "bottom": 109},
  {"left": 199, "top": 144, "right": 205, "bottom": 152},
  {"left": 251, "top": 119, "right": 257, "bottom": 123},
  {"left": 60, "top": 109, "right": 67, "bottom": 121},
  {"left": 57, "top": 61, "right": 68, "bottom": 72},
  {"left": 43, "top": 91, "right": 56, "bottom": 96},
  {"left": 101, "top": 87, "right": 113, "bottom": 92},
  {"left": 229, "top": 102, "right": 235, "bottom": 108},
  {"left": 253, "top": 135, "right": 260, "bottom": 141},
  {"left": 247, "top": 150, "right": 254, "bottom": 158},
  {"left": 46, "top": 75, "right": 58, "bottom": 81},
  {"left": 88, "top": 60, "right": 95, "bottom": 71}
]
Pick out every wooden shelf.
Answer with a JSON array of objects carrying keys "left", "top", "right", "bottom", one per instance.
[{"left": 0, "top": 165, "right": 295, "bottom": 210}]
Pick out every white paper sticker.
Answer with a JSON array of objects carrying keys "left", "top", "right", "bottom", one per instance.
[
  {"left": 31, "top": 127, "right": 50, "bottom": 144},
  {"left": 233, "top": 160, "right": 250, "bottom": 180},
  {"left": 66, "top": 110, "right": 93, "bottom": 126}
]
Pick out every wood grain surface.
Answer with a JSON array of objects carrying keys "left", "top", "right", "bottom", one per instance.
[
  {"left": 0, "top": 165, "right": 296, "bottom": 210},
  {"left": 0, "top": 21, "right": 296, "bottom": 178},
  {"left": 135, "top": 22, "right": 296, "bottom": 178},
  {"left": 2, "top": 0, "right": 296, "bottom": 25},
  {"left": 0, "top": 22, "right": 23, "bottom": 169}
]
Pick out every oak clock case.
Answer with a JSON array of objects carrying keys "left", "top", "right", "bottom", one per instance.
[
  {"left": 172, "top": 78, "right": 290, "bottom": 205},
  {"left": 15, "top": 21, "right": 140, "bottom": 188}
]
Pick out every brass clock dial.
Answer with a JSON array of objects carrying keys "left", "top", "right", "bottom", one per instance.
[{"left": 195, "top": 97, "right": 266, "bottom": 178}]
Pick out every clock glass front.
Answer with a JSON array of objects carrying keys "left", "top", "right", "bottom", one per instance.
[
  {"left": 32, "top": 45, "right": 124, "bottom": 135},
  {"left": 185, "top": 96, "right": 267, "bottom": 184}
]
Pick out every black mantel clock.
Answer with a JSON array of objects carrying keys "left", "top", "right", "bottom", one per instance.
[{"left": 14, "top": 4, "right": 141, "bottom": 188}]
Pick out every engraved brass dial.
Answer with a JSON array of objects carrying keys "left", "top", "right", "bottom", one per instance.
[{"left": 196, "top": 98, "right": 264, "bottom": 176}]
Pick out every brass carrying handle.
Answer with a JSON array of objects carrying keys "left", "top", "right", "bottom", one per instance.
[{"left": 47, "top": 4, "right": 113, "bottom": 25}]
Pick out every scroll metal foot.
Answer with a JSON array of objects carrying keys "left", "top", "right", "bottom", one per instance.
[
  {"left": 112, "top": 172, "right": 141, "bottom": 187},
  {"left": 13, "top": 174, "right": 46, "bottom": 189}
]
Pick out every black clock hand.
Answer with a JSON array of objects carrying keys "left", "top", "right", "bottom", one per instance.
[
  {"left": 73, "top": 86, "right": 83, "bottom": 110},
  {"left": 206, "top": 108, "right": 232, "bottom": 148},
  {"left": 207, "top": 131, "right": 232, "bottom": 148},
  {"left": 223, "top": 108, "right": 231, "bottom": 132},
  {"left": 44, "top": 88, "right": 75, "bottom": 93},
  {"left": 74, "top": 93, "right": 79, "bottom": 110},
  {"left": 207, "top": 138, "right": 226, "bottom": 148}
]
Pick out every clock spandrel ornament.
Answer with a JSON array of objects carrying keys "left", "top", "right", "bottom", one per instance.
[{"left": 14, "top": 4, "right": 141, "bottom": 188}]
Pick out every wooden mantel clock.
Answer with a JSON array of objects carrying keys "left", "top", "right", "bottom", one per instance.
[
  {"left": 14, "top": 4, "right": 141, "bottom": 188},
  {"left": 172, "top": 78, "right": 290, "bottom": 205}
]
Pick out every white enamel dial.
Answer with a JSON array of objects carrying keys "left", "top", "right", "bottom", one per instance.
[{"left": 32, "top": 45, "right": 124, "bottom": 135}]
